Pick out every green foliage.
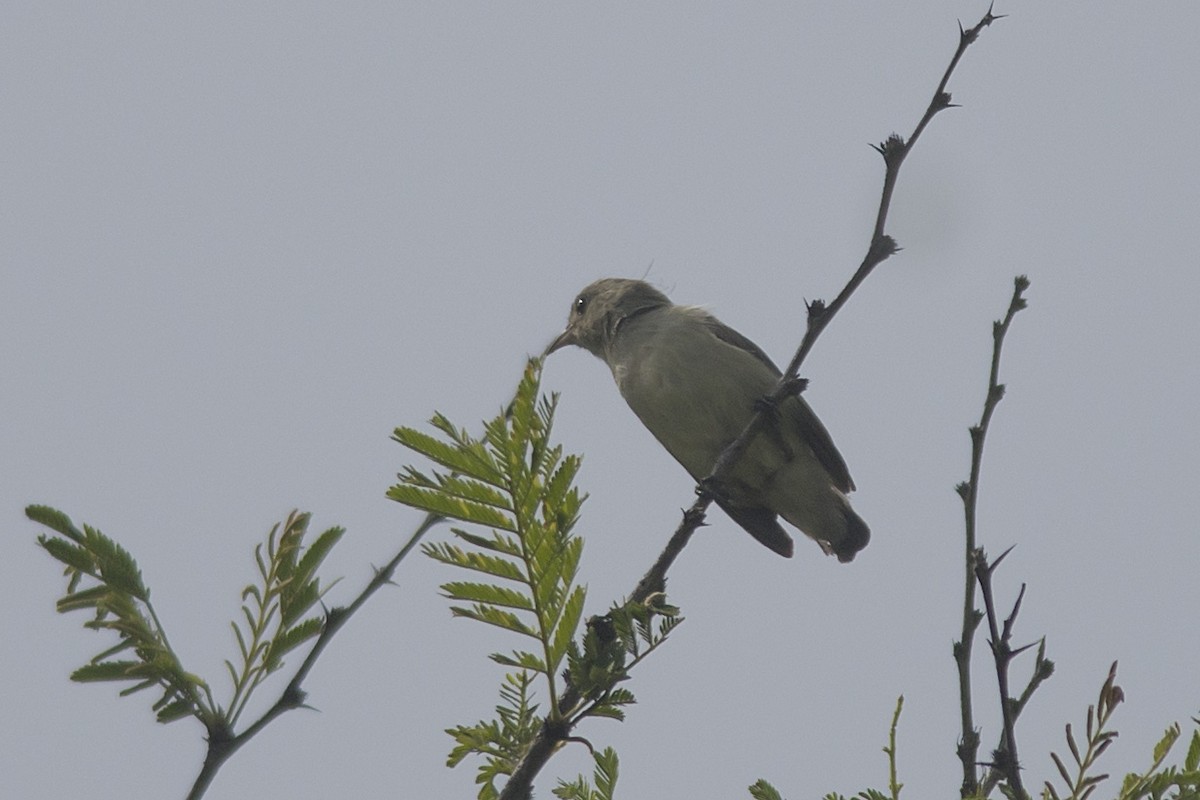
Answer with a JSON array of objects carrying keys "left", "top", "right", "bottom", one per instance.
[
  {"left": 884, "top": 695, "right": 904, "bottom": 800},
  {"left": 390, "top": 359, "right": 586, "bottom": 717},
  {"left": 29, "top": 504, "right": 212, "bottom": 724},
  {"left": 446, "top": 671, "right": 543, "bottom": 800},
  {"left": 554, "top": 747, "right": 619, "bottom": 800},
  {"left": 29, "top": 505, "right": 341, "bottom": 730},
  {"left": 1041, "top": 663, "right": 1200, "bottom": 800},
  {"left": 563, "top": 593, "right": 680, "bottom": 722},
  {"left": 224, "top": 511, "right": 343, "bottom": 727},
  {"left": 1044, "top": 662, "right": 1125, "bottom": 800},
  {"left": 751, "top": 780, "right": 785, "bottom": 800},
  {"left": 1118, "top": 725, "right": 1200, "bottom": 800},
  {"left": 390, "top": 358, "right": 681, "bottom": 796}
]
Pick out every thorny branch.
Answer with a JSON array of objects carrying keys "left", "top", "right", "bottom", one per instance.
[
  {"left": 633, "top": 5, "right": 1004, "bottom": 605},
  {"left": 187, "top": 513, "right": 441, "bottom": 800},
  {"left": 501, "top": 7, "right": 1005, "bottom": 799},
  {"left": 974, "top": 547, "right": 1033, "bottom": 799},
  {"left": 953, "top": 274, "right": 1034, "bottom": 798}
]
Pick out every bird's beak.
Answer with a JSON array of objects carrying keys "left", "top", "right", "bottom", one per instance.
[{"left": 543, "top": 327, "right": 576, "bottom": 356}]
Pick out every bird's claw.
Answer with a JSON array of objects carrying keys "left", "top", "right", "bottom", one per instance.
[{"left": 697, "top": 476, "right": 728, "bottom": 502}]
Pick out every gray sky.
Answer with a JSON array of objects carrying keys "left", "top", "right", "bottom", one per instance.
[{"left": 4, "top": 2, "right": 1199, "bottom": 798}]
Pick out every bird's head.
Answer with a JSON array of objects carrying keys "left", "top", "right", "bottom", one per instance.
[{"left": 545, "top": 278, "right": 671, "bottom": 360}]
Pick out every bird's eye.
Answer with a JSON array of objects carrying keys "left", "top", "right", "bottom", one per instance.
[{"left": 574, "top": 296, "right": 587, "bottom": 315}]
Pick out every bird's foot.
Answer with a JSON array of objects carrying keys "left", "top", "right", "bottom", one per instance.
[
  {"left": 697, "top": 476, "right": 730, "bottom": 502},
  {"left": 753, "top": 394, "right": 781, "bottom": 419},
  {"left": 780, "top": 376, "right": 808, "bottom": 397}
]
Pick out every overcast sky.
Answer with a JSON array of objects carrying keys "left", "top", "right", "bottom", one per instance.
[{"left": 4, "top": 3, "right": 1199, "bottom": 799}]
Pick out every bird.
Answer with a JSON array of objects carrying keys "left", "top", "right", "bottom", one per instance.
[{"left": 545, "top": 277, "right": 869, "bottom": 562}]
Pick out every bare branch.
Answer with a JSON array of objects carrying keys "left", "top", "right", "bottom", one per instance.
[{"left": 954, "top": 273, "right": 1030, "bottom": 796}]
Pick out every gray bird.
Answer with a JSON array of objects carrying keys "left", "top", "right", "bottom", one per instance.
[{"left": 546, "top": 278, "right": 869, "bottom": 561}]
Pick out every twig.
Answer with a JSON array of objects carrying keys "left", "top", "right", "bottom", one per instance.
[
  {"left": 186, "top": 513, "right": 442, "bottom": 800},
  {"left": 974, "top": 548, "right": 1035, "bottom": 798},
  {"left": 953, "top": 274, "right": 1030, "bottom": 797},
  {"left": 635, "top": 6, "right": 1003, "bottom": 605},
  {"left": 500, "top": 8, "right": 1005, "bottom": 798},
  {"left": 980, "top": 637, "right": 1054, "bottom": 795},
  {"left": 887, "top": 695, "right": 905, "bottom": 800}
]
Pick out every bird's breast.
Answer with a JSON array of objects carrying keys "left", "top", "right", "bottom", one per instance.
[{"left": 610, "top": 319, "right": 775, "bottom": 481}]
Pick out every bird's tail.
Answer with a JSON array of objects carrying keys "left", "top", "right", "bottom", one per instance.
[{"left": 832, "top": 506, "right": 870, "bottom": 563}]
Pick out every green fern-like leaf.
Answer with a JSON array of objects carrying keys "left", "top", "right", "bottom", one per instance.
[
  {"left": 1117, "top": 722, "right": 1200, "bottom": 800},
  {"left": 446, "top": 671, "right": 541, "bottom": 797},
  {"left": 392, "top": 425, "right": 504, "bottom": 485},
  {"left": 450, "top": 603, "right": 537, "bottom": 637},
  {"left": 38, "top": 535, "right": 97, "bottom": 576},
  {"left": 444, "top": 581, "right": 536, "bottom": 611},
  {"left": 490, "top": 651, "right": 547, "bottom": 673},
  {"left": 224, "top": 511, "right": 341, "bottom": 728},
  {"left": 262, "top": 616, "right": 324, "bottom": 672},
  {"left": 72, "top": 660, "right": 142, "bottom": 683},
  {"left": 391, "top": 360, "right": 588, "bottom": 702},
  {"left": 553, "top": 747, "right": 619, "bottom": 800},
  {"left": 423, "top": 540, "right": 526, "bottom": 582},
  {"left": 386, "top": 484, "right": 516, "bottom": 531},
  {"left": 401, "top": 468, "right": 515, "bottom": 512},
  {"left": 393, "top": 359, "right": 612, "bottom": 795},
  {"left": 750, "top": 780, "right": 785, "bottom": 800},
  {"left": 548, "top": 586, "right": 587, "bottom": 671},
  {"left": 30, "top": 506, "right": 211, "bottom": 725},
  {"left": 292, "top": 525, "right": 344, "bottom": 588},
  {"left": 82, "top": 524, "right": 148, "bottom": 601}
]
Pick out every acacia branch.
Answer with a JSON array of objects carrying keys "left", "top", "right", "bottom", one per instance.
[
  {"left": 953, "top": 274, "right": 1030, "bottom": 797},
  {"left": 500, "top": 9, "right": 1005, "bottom": 799},
  {"left": 186, "top": 513, "right": 442, "bottom": 800},
  {"left": 975, "top": 548, "right": 1032, "bottom": 799},
  {"left": 635, "top": 6, "right": 1003, "bottom": 604}
]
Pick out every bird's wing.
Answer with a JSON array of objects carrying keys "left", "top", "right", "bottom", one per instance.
[
  {"left": 787, "top": 397, "right": 856, "bottom": 493},
  {"left": 699, "top": 313, "right": 783, "bottom": 376},
  {"left": 701, "top": 311, "right": 857, "bottom": 494}
]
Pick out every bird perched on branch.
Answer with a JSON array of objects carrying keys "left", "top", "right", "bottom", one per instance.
[{"left": 546, "top": 278, "right": 869, "bottom": 562}]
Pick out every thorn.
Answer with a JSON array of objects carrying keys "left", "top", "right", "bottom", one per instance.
[
  {"left": 1002, "top": 582, "right": 1027, "bottom": 638},
  {"left": 991, "top": 544, "right": 1017, "bottom": 570},
  {"left": 873, "top": 133, "right": 907, "bottom": 166},
  {"left": 933, "top": 91, "right": 955, "bottom": 111},
  {"left": 682, "top": 504, "right": 710, "bottom": 528},
  {"left": 564, "top": 735, "right": 597, "bottom": 756},
  {"left": 1010, "top": 640, "right": 1039, "bottom": 659},
  {"left": 870, "top": 234, "right": 900, "bottom": 260}
]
